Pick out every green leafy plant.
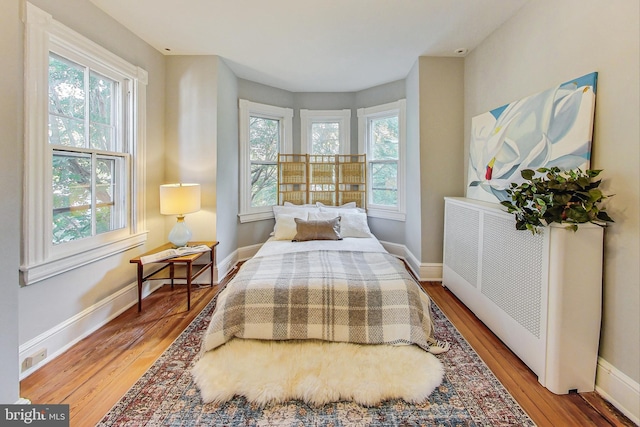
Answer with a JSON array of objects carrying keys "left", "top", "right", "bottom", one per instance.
[{"left": 500, "top": 167, "right": 614, "bottom": 234}]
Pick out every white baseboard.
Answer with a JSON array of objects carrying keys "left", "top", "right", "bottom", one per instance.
[
  {"left": 18, "top": 279, "right": 162, "bottom": 380},
  {"left": 215, "top": 250, "right": 238, "bottom": 282},
  {"left": 379, "top": 240, "right": 442, "bottom": 281},
  {"left": 237, "top": 242, "right": 263, "bottom": 261},
  {"left": 379, "top": 240, "right": 406, "bottom": 258},
  {"left": 418, "top": 263, "right": 443, "bottom": 281},
  {"left": 595, "top": 357, "right": 640, "bottom": 424}
]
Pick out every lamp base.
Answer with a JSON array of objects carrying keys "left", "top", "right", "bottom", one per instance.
[{"left": 168, "top": 216, "right": 192, "bottom": 247}]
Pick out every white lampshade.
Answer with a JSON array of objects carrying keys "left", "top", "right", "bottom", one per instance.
[
  {"left": 160, "top": 183, "right": 201, "bottom": 215},
  {"left": 160, "top": 183, "right": 201, "bottom": 247}
]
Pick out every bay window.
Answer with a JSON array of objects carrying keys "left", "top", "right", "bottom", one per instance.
[
  {"left": 239, "top": 100, "right": 293, "bottom": 222},
  {"left": 300, "top": 109, "right": 351, "bottom": 155},
  {"left": 358, "top": 100, "right": 406, "bottom": 221}
]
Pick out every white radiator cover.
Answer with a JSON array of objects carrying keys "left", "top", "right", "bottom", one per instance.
[{"left": 443, "top": 197, "right": 604, "bottom": 394}]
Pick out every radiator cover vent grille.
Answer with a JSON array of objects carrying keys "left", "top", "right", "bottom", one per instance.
[
  {"left": 481, "top": 214, "right": 544, "bottom": 338},
  {"left": 444, "top": 202, "right": 479, "bottom": 287}
]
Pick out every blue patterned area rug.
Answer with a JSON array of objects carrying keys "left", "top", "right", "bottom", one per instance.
[{"left": 98, "top": 293, "right": 534, "bottom": 426}]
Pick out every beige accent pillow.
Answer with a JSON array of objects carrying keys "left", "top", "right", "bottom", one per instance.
[
  {"left": 308, "top": 211, "right": 373, "bottom": 238},
  {"left": 274, "top": 214, "right": 305, "bottom": 240},
  {"left": 293, "top": 217, "right": 342, "bottom": 241}
]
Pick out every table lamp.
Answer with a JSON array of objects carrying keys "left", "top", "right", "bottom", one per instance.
[{"left": 160, "top": 183, "right": 201, "bottom": 247}]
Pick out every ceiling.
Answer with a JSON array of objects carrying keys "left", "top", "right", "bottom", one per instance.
[{"left": 89, "top": 0, "right": 529, "bottom": 93}]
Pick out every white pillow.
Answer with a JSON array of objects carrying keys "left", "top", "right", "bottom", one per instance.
[
  {"left": 319, "top": 206, "right": 363, "bottom": 214},
  {"left": 340, "top": 212, "right": 373, "bottom": 238},
  {"left": 316, "top": 202, "right": 357, "bottom": 209},
  {"left": 274, "top": 213, "right": 307, "bottom": 240},
  {"left": 273, "top": 205, "right": 316, "bottom": 218},
  {"left": 308, "top": 211, "right": 340, "bottom": 221},
  {"left": 317, "top": 202, "right": 366, "bottom": 214}
]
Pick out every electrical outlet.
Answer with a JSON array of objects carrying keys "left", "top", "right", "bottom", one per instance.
[
  {"left": 33, "top": 348, "right": 47, "bottom": 364},
  {"left": 22, "top": 348, "right": 47, "bottom": 371}
]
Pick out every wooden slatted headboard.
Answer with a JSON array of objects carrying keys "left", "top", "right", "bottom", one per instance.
[{"left": 278, "top": 154, "right": 366, "bottom": 208}]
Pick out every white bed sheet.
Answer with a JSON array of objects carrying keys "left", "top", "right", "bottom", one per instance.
[{"left": 254, "top": 236, "right": 386, "bottom": 258}]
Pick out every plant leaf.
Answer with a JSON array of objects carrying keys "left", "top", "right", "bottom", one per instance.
[
  {"left": 521, "top": 169, "right": 535, "bottom": 180},
  {"left": 597, "top": 211, "right": 614, "bottom": 223},
  {"left": 588, "top": 188, "right": 603, "bottom": 202}
]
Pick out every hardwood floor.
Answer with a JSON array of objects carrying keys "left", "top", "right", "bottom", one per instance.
[{"left": 20, "top": 269, "right": 634, "bottom": 426}]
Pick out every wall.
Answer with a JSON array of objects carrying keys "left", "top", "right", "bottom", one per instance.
[
  {"left": 164, "top": 56, "right": 239, "bottom": 268},
  {"left": 419, "top": 57, "right": 465, "bottom": 266},
  {"left": 464, "top": 0, "right": 639, "bottom": 418},
  {"left": 403, "top": 61, "right": 422, "bottom": 271},
  {"left": 215, "top": 59, "right": 239, "bottom": 264},
  {"left": 0, "top": 0, "right": 22, "bottom": 404},
  {"left": 165, "top": 56, "right": 218, "bottom": 245},
  {"left": 14, "top": 0, "right": 166, "bottom": 385}
]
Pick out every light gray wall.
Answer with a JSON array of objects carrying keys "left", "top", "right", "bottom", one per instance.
[
  {"left": 216, "top": 59, "right": 240, "bottom": 259},
  {"left": 165, "top": 56, "right": 218, "bottom": 245},
  {"left": 238, "top": 79, "right": 295, "bottom": 110},
  {"left": 464, "top": 0, "right": 639, "bottom": 385},
  {"left": 15, "top": 0, "right": 166, "bottom": 366},
  {"left": 0, "top": 0, "right": 22, "bottom": 404},
  {"left": 404, "top": 61, "right": 422, "bottom": 267},
  {"left": 419, "top": 57, "right": 465, "bottom": 263},
  {"left": 355, "top": 80, "right": 406, "bottom": 107},
  {"left": 164, "top": 55, "right": 240, "bottom": 265}
]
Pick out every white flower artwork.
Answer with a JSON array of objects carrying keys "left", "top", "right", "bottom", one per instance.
[{"left": 466, "top": 72, "right": 597, "bottom": 203}]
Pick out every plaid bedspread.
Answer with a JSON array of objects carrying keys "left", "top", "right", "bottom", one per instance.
[{"left": 201, "top": 250, "right": 434, "bottom": 353}]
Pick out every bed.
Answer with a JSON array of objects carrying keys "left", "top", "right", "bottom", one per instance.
[{"left": 192, "top": 204, "right": 448, "bottom": 406}]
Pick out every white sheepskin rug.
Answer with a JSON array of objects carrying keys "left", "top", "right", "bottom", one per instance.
[{"left": 191, "top": 339, "right": 444, "bottom": 407}]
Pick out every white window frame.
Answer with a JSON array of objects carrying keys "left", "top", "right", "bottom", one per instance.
[
  {"left": 21, "top": 3, "right": 147, "bottom": 285},
  {"left": 238, "top": 99, "right": 293, "bottom": 223},
  {"left": 358, "top": 100, "right": 406, "bottom": 221},
  {"left": 300, "top": 109, "right": 351, "bottom": 155}
]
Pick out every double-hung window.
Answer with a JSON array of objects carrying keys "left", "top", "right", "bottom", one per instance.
[
  {"left": 358, "top": 100, "right": 406, "bottom": 221},
  {"left": 238, "top": 100, "right": 293, "bottom": 222},
  {"left": 49, "top": 54, "right": 127, "bottom": 244},
  {"left": 22, "top": 3, "right": 147, "bottom": 285},
  {"left": 300, "top": 109, "right": 351, "bottom": 155}
]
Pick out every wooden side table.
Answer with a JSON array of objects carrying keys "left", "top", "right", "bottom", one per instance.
[{"left": 130, "top": 241, "right": 219, "bottom": 312}]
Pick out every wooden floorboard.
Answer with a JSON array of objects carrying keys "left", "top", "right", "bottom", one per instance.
[{"left": 20, "top": 269, "right": 634, "bottom": 426}]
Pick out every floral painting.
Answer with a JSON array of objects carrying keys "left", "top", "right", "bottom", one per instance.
[{"left": 466, "top": 72, "right": 598, "bottom": 203}]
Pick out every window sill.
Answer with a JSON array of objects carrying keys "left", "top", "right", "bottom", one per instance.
[
  {"left": 19, "top": 232, "right": 148, "bottom": 286},
  {"left": 367, "top": 208, "right": 406, "bottom": 222},
  {"left": 238, "top": 211, "right": 275, "bottom": 223}
]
